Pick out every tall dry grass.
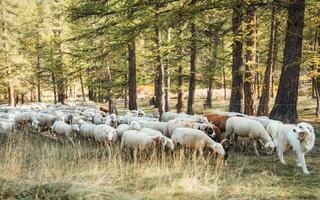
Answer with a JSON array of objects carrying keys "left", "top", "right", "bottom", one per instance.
[{"left": 1, "top": 130, "right": 319, "bottom": 200}]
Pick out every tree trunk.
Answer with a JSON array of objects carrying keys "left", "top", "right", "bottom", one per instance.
[
  {"left": 154, "top": 3, "right": 164, "bottom": 119},
  {"left": 21, "top": 94, "right": 25, "bottom": 104},
  {"left": 128, "top": 40, "right": 137, "bottom": 110},
  {"left": 269, "top": 0, "right": 305, "bottom": 123},
  {"left": 187, "top": 1, "right": 197, "bottom": 115},
  {"left": 51, "top": 72, "right": 57, "bottom": 104},
  {"left": 54, "top": 0, "right": 65, "bottom": 104},
  {"left": 206, "top": 26, "right": 219, "bottom": 108},
  {"left": 229, "top": 4, "right": 243, "bottom": 112},
  {"left": 176, "top": 28, "right": 184, "bottom": 113},
  {"left": 257, "top": 6, "right": 278, "bottom": 116},
  {"left": 164, "top": 29, "right": 171, "bottom": 112},
  {"left": 36, "top": 28, "right": 41, "bottom": 102},
  {"left": 80, "top": 73, "right": 86, "bottom": 101},
  {"left": 243, "top": 5, "right": 257, "bottom": 116}
]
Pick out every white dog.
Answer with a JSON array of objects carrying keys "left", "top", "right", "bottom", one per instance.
[{"left": 267, "top": 121, "right": 315, "bottom": 175}]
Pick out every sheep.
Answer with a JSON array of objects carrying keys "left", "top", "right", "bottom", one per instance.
[
  {"left": 165, "top": 120, "right": 218, "bottom": 141},
  {"left": 174, "top": 113, "right": 209, "bottom": 123},
  {"left": 121, "top": 130, "right": 163, "bottom": 153},
  {"left": 138, "top": 121, "right": 167, "bottom": 135},
  {"left": 171, "top": 127, "right": 225, "bottom": 158},
  {"left": 93, "top": 124, "right": 117, "bottom": 144},
  {"left": 93, "top": 124, "right": 117, "bottom": 160},
  {"left": 139, "top": 128, "right": 174, "bottom": 151},
  {"left": 225, "top": 117, "right": 275, "bottom": 156},
  {"left": 116, "top": 121, "right": 141, "bottom": 140},
  {"left": 35, "top": 113, "right": 57, "bottom": 131},
  {"left": 104, "top": 113, "right": 118, "bottom": 128},
  {"left": 79, "top": 123, "right": 97, "bottom": 140},
  {"left": 51, "top": 121, "right": 79, "bottom": 147},
  {"left": 205, "top": 113, "right": 229, "bottom": 133},
  {"left": 162, "top": 112, "right": 178, "bottom": 122},
  {"left": 14, "top": 112, "right": 39, "bottom": 131},
  {"left": 0, "top": 121, "right": 14, "bottom": 137},
  {"left": 267, "top": 122, "right": 315, "bottom": 175},
  {"left": 118, "top": 114, "right": 158, "bottom": 125}
]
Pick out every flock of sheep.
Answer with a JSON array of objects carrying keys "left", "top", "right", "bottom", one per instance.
[{"left": 0, "top": 102, "right": 316, "bottom": 175}]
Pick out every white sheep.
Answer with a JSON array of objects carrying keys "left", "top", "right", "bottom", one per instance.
[
  {"left": 171, "top": 127, "right": 225, "bottom": 158},
  {"left": 35, "top": 113, "right": 57, "bottom": 131},
  {"left": 14, "top": 112, "right": 39, "bottom": 131},
  {"left": 79, "top": 123, "right": 97, "bottom": 140},
  {"left": 139, "top": 127, "right": 174, "bottom": 150},
  {"left": 165, "top": 120, "right": 215, "bottom": 138},
  {"left": 51, "top": 121, "right": 79, "bottom": 147},
  {"left": 162, "top": 112, "right": 178, "bottom": 122},
  {"left": 0, "top": 121, "right": 14, "bottom": 136},
  {"left": 116, "top": 121, "right": 141, "bottom": 140},
  {"left": 225, "top": 117, "right": 275, "bottom": 156},
  {"left": 139, "top": 121, "right": 167, "bottom": 135},
  {"left": 121, "top": 130, "right": 163, "bottom": 152},
  {"left": 174, "top": 113, "right": 209, "bottom": 123},
  {"left": 267, "top": 122, "right": 315, "bottom": 175}
]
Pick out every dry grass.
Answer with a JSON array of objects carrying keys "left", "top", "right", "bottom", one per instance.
[{"left": 0, "top": 96, "right": 319, "bottom": 199}]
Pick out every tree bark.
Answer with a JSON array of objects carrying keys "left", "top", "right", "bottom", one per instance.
[
  {"left": 187, "top": 0, "right": 197, "bottom": 115},
  {"left": 269, "top": 0, "right": 305, "bottom": 123},
  {"left": 51, "top": 72, "right": 57, "bottom": 104},
  {"left": 164, "top": 29, "right": 171, "bottom": 112},
  {"left": 154, "top": 2, "right": 164, "bottom": 119},
  {"left": 229, "top": 4, "right": 243, "bottom": 112},
  {"left": 80, "top": 73, "right": 86, "bottom": 101},
  {"left": 128, "top": 40, "right": 137, "bottom": 110},
  {"left": 36, "top": 24, "right": 41, "bottom": 102},
  {"left": 243, "top": 5, "right": 257, "bottom": 115},
  {"left": 205, "top": 26, "right": 219, "bottom": 108},
  {"left": 257, "top": 6, "right": 278, "bottom": 116},
  {"left": 54, "top": 0, "right": 65, "bottom": 104},
  {"left": 176, "top": 27, "right": 184, "bottom": 113}
]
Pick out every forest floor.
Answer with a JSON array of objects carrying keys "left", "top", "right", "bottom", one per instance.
[{"left": 0, "top": 96, "right": 319, "bottom": 199}]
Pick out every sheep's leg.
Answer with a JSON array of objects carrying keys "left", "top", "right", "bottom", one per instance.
[
  {"left": 106, "top": 144, "right": 112, "bottom": 161},
  {"left": 67, "top": 136, "right": 76, "bottom": 147},
  {"left": 253, "top": 140, "right": 260, "bottom": 157},
  {"left": 297, "top": 151, "right": 309, "bottom": 175},
  {"left": 276, "top": 145, "right": 286, "bottom": 164},
  {"left": 296, "top": 159, "right": 302, "bottom": 167}
]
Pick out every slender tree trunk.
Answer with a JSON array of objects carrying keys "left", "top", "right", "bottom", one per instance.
[
  {"left": 55, "top": 0, "right": 65, "bottom": 104},
  {"left": 257, "top": 6, "right": 278, "bottom": 116},
  {"left": 269, "top": 0, "right": 305, "bottom": 123},
  {"left": 51, "top": 72, "right": 57, "bottom": 104},
  {"left": 243, "top": 5, "right": 257, "bottom": 115},
  {"left": 229, "top": 4, "right": 243, "bottom": 112},
  {"left": 164, "top": 28, "right": 171, "bottom": 112},
  {"left": 124, "top": 74, "right": 128, "bottom": 108},
  {"left": 187, "top": 0, "right": 197, "bottom": 115},
  {"left": 80, "top": 73, "right": 86, "bottom": 101},
  {"left": 206, "top": 27, "right": 219, "bottom": 108},
  {"left": 176, "top": 28, "right": 183, "bottom": 113},
  {"left": 36, "top": 28, "right": 41, "bottom": 102},
  {"left": 128, "top": 40, "right": 137, "bottom": 110},
  {"left": 154, "top": 3, "right": 164, "bottom": 119},
  {"left": 21, "top": 94, "right": 25, "bottom": 104}
]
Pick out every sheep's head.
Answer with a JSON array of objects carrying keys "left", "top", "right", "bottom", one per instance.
[
  {"left": 71, "top": 124, "right": 80, "bottom": 133},
  {"left": 199, "top": 117, "right": 209, "bottom": 124},
  {"left": 106, "top": 130, "right": 116, "bottom": 142},
  {"left": 212, "top": 142, "right": 225, "bottom": 156},
  {"left": 129, "top": 121, "right": 142, "bottom": 131},
  {"left": 164, "top": 138, "right": 174, "bottom": 151},
  {"left": 264, "top": 141, "right": 275, "bottom": 149}
]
